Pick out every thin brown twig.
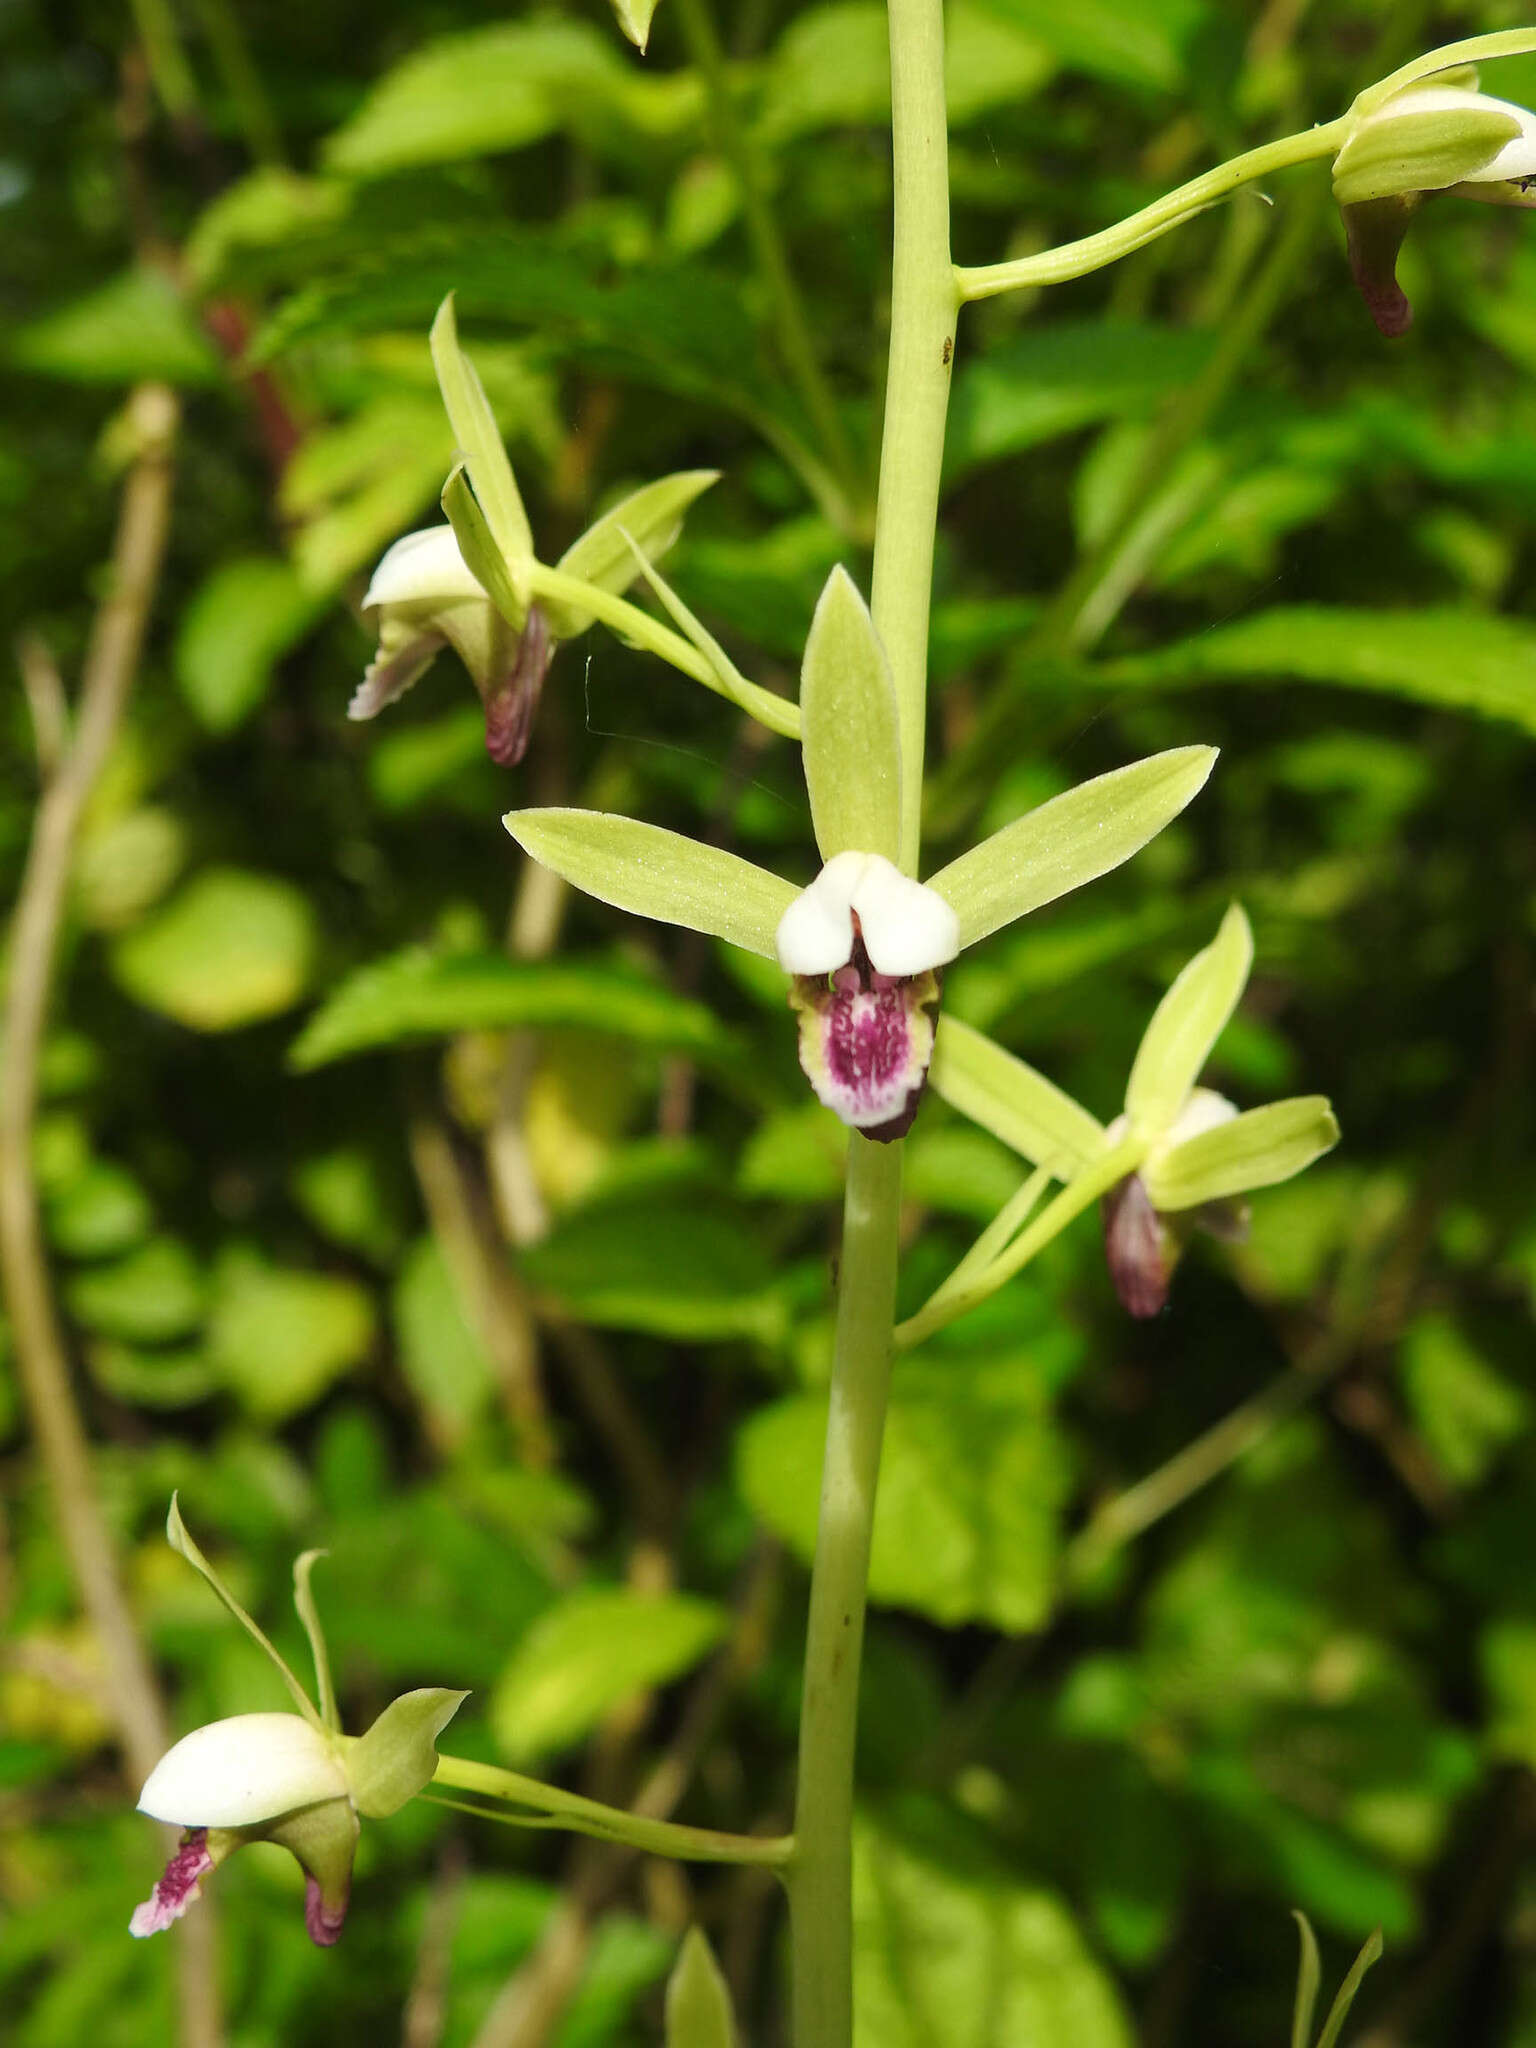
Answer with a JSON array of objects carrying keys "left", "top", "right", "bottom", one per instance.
[{"left": 16, "top": 632, "right": 70, "bottom": 779}]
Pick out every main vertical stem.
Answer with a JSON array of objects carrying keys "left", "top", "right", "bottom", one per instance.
[{"left": 789, "top": 6, "right": 955, "bottom": 2043}]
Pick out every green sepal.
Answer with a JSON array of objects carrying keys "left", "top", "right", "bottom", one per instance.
[
  {"left": 1355, "top": 32, "right": 1536, "bottom": 116},
  {"left": 609, "top": 0, "right": 660, "bottom": 52},
  {"left": 429, "top": 293, "right": 533, "bottom": 564},
  {"left": 504, "top": 808, "right": 796, "bottom": 960},
  {"left": 292, "top": 1550, "right": 339, "bottom": 1733},
  {"left": 1333, "top": 100, "right": 1521, "bottom": 205},
  {"left": 166, "top": 1493, "right": 321, "bottom": 1727},
  {"left": 1314, "top": 1927, "right": 1384, "bottom": 2048},
  {"left": 441, "top": 465, "right": 527, "bottom": 629},
  {"left": 545, "top": 471, "right": 719, "bottom": 639},
  {"left": 1146, "top": 1095, "right": 1339, "bottom": 1212},
  {"left": 799, "top": 566, "right": 902, "bottom": 865},
  {"left": 344, "top": 1687, "right": 470, "bottom": 1819},
  {"left": 929, "top": 1016, "right": 1104, "bottom": 1175},
  {"left": 665, "top": 1927, "right": 738, "bottom": 2048},
  {"left": 1125, "top": 904, "right": 1253, "bottom": 1133},
  {"left": 926, "top": 746, "right": 1216, "bottom": 951},
  {"left": 1291, "top": 1911, "right": 1323, "bottom": 2048}
]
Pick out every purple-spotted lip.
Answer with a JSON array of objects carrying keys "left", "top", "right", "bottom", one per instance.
[
  {"left": 790, "top": 929, "right": 942, "bottom": 1143},
  {"left": 129, "top": 1828, "right": 214, "bottom": 1938}
]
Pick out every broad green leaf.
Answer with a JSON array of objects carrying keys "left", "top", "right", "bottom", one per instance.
[
  {"left": 292, "top": 1146, "right": 408, "bottom": 1264},
  {"left": 1332, "top": 101, "right": 1520, "bottom": 206},
  {"left": 546, "top": 469, "right": 718, "bottom": 638},
  {"left": 175, "top": 556, "right": 322, "bottom": 733},
  {"left": 666, "top": 1929, "right": 736, "bottom": 2048},
  {"left": 346, "top": 1687, "right": 468, "bottom": 1818},
  {"left": 1292, "top": 1912, "right": 1323, "bottom": 2048},
  {"left": 1146, "top": 1095, "right": 1339, "bottom": 1211},
  {"left": 432, "top": 297, "right": 534, "bottom": 565},
  {"left": 490, "top": 1587, "right": 727, "bottom": 1763},
  {"left": 112, "top": 869, "right": 316, "bottom": 1031},
  {"left": 967, "top": 0, "right": 1203, "bottom": 89},
  {"left": 504, "top": 809, "right": 796, "bottom": 959},
  {"left": 1125, "top": 904, "right": 1253, "bottom": 1131},
  {"left": 799, "top": 566, "right": 901, "bottom": 863},
  {"left": 206, "top": 1247, "right": 375, "bottom": 1423},
  {"left": 854, "top": 1807, "right": 1133, "bottom": 2048},
  {"left": 929, "top": 1016, "right": 1105, "bottom": 1174},
  {"left": 290, "top": 946, "right": 726, "bottom": 1071},
  {"left": 65, "top": 1236, "right": 204, "bottom": 1344},
  {"left": 393, "top": 1237, "right": 497, "bottom": 1449},
  {"left": 45, "top": 1160, "right": 152, "bottom": 1261},
  {"left": 927, "top": 747, "right": 1216, "bottom": 951},
  {"left": 73, "top": 807, "right": 185, "bottom": 931},
  {"left": 10, "top": 266, "right": 220, "bottom": 385},
  {"left": 610, "top": 0, "right": 660, "bottom": 53},
  {"left": 738, "top": 1354, "right": 1073, "bottom": 1631},
  {"left": 1483, "top": 1620, "right": 1536, "bottom": 1767},
  {"left": 1399, "top": 1313, "right": 1529, "bottom": 1488},
  {"left": 1096, "top": 608, "right": 1536, "bottom": 739},
  {"left": 184, "top": 166, "right": 353, "bottom": 292},
  {"left": 1314, "top": 1930, "right": 1384, "bottom": 2048}
]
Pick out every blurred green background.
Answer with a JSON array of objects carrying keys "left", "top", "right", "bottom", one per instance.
[{"left": 5, "top": 0, "right": 1536, "bottom": 2042}]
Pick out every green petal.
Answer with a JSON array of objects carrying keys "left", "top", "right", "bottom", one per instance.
[
  {"left": 345, "top": 1687, "right": 470, "bottom": 1819},
  {"left": 1333, "top": 100, "right": 1521, "bottom": 205},
  {"left": 292, "top": 1550, "right": 339, "bottom": 1733},
  {"left": 1291, "top": 1913, "right": 1322, "bottom": 2048},
  {"left": 929, "top": 1016, "right": 1105, "bottom": 1174},
  {"left": 441, "top": 465, "right": 524, "bottom": 629},
  {"left": 927, "top": 746, "right": 1216, "bottom": 951},
  {"left": 166, "top": 1494, "right": 321, "bottom": 1726},
  {"left": 504, "top": 808, "right": 796, "bottom": 959},
  {"left": 1124, "top": 903, "right": 1253, "bottom": 1133},
  {"left": 1314, "top": 1929, "right": 1384, "bottom": 2048},
  {"left": 1145, "top": 1095, "right": 1339, "bottom": 1212},
  {"left": 799, "top": 566, "right": 902, "bottom": 864},
  {"left": 430, "top": 293, "right": 533, "bottom": 564},
  {"left": 546, "top": 471, "right": 719, "bottom": 639},
  {"left": 666, "top": 1927, "right": 738, "bottom": 2048}
]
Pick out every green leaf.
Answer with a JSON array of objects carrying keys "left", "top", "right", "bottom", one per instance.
[
  {"left": 393, "top": 1237, "right": 497, "bottom": 1448},
  {"left": 64, "top": 1236, "right": 204, "bottom": 1344},
  {"left": 1399, "top": 1314, "right": 1529, "bottom": 1488},
  {"left": 966, "top": 0, "right": 1203, "bottom": 89},
  {"left": 546, "top": 469, "right": 718, "bottom": 638},
  {"left": 175, "top": 556, "right": 322, "bottom": 733},
  {"left": 346, "top": 1687, "right": 469, "bottom": 1818},
  {"left": 10, "top": 267, "right": 220, "bottom": 385},
  {"left": 206, "top": 1247, "right": 376, "bottom": 1422},
  {"left": 111, "top": 869, "right": 316, "bottom": 1031},
  {"left": 504, "top": 809, "right": 796, "bottom": 960},
  {"left": 1125, "top": 904, "right": 1253, "bottom": 1132},
  {"left": 290, "top": 946, "right": 728, "bottom": 1071},
  {"left": 799, "top": 566, "right": 902, "bottom": 864},
  {"left": 1146, "top": 1096, "right": 1339, "bottom": 1211},
  {"left": 738, "top": 1354, "right": 1073, "bottom": 1631},
  {"left": 927, "top": 747, "right": 1216, "bottom": 951},
  {"left": 1096, "top": 608, "right": 1536, "bottom": 740},
  {"left": 929, "top": 1016, "right": 1105, "bottom": 1175},
  {"left": 1292, "top": 1912, "right": 1323, "bottom": 2048},
  {"left": 854, "top": 1805, "right": 1133, "bottom": 2048},
  {"left": 1333, "top": 101, "right": 1520, "bottom": 206},
  {"left": 490, "top": 1587, "right": 727, "bottom": 1764},
  {"left": 1314, "top": 1929, "right": 1384, "bottom": 2048},
  {"left": 1482, "top": 1620, "right": 1536, "bottom": 1768},
  {"left": 610, "top": 0, "right": 660, "bottom": 54},
  {"left": 73, "top": 807, "right": 185, "bottom": 932},
  {"left": 44, "top": 1160, "right": 153, "bottom": 1261},
  {"left": 666, "top": 1929, "right": 737, "bottom": 2048},
  {"left": 431, "top": 294, "right": 534, "bottom": 565}
]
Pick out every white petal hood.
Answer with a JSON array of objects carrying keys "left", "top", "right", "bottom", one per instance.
[
  {"left": 775, "top": 851, "right": 961, "bottom": 979},
  {"left": 362, "top": 527, "right": 488, "bottom": 613},
  {"left": 137, "top": 1713, "right": 350, "bottom": 1829}
]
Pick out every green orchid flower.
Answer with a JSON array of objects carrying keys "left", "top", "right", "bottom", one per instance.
[{"left": 506, "top": 562, "right": 1216, "bottom": 1139}]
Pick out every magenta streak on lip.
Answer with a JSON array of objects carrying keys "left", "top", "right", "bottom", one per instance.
[{"left": 129, "top": 1828, "right": 214, "bottom": 1937}]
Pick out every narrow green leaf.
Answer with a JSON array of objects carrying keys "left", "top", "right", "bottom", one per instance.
[
  {"left": 666, "top": 1928, "right": 737, "bottom": 2048},
  {"left": 610, "top": 0, "right": 660, "bottom": 54},
  {"left": 346, "top": 1687, "right": 469, "bottom": 1818},
  {"left": 441, "top": 463, "right": 525, "bottom": 626},
  {"left": 930, "top": 1016, "right": 1105, "bottom": 1174},
  {"left": 1314, "top": 1929, "right": 1384, "bottom": 2048},
  {"left": 927, "top": 747, "right": 1216, "bottom": 950},
  {"left": 166, "top": 1494, "right": 320, "bottom": 1725},
  {"left": 1124, "top": 904, "right": 1253, "bottom": 1132},
  {"left": 799, "top": 566, "right": 901, "bottom": 863},
  {"left": 1146, "top": 1096, "right": 1340, "bottom": 1212},
  {"left": 545, "top": 469, "right": 719, "bottom": 637},
  {"left": 430, "top": 293, "right": 533, "bottom": 563},
  {"left": 504, "top": 808, "right": 796, "bottom": 959},
  {"left": 1332, "top": 101, "right": 1519, "bottom": 206},
  {"left": 1291, "top": 1911, "right": 1323, "bottom": 2048}
]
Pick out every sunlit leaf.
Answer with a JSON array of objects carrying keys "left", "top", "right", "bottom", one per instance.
[{"left": 112, "top": 869, "right": 316, "bottom": 1031}]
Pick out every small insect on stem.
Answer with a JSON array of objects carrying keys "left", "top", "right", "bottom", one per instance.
[{"left": 941, "top": 336, "right": 953, "bottom": 365}]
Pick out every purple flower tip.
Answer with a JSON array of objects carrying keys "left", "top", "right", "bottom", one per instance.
[
  {"left": 1102, "top": 1173, "right": 1171, "bottom": 1319},
  {"left": 303, "top": 1875, "right": 348, "bottom": 1947},
  {"left": 129, "top": 1828, "right": 214, "bottom": 1938}
]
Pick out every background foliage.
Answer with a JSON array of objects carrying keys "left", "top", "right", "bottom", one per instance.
[{"left": 4, "top": 1, "right": 1536, "bottom": 2042}]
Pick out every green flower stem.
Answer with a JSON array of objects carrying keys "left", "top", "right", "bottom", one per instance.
[
  {"left": 788, "top": 1136, "right": 904, "bottom": 2048},
  {"left": 871, "top": 0, "right": 960, "bottom": 876},
  {"left": 521, "top": 562, "right": 801, "bottom": 739},
  {"left": 895, "top": 1136, "right": 1142, "bottom": 1350},
  {"left": 431, "top": 1752, "right": 793, "bottom": 1868},
  {"left": 934, "top": 1161, "right": 1053, "bottom": 1303},
  {"left": 955, "top": 120, "right": 1347, "bottom": 304}
]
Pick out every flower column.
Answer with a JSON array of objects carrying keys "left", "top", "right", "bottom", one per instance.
[{"left": 786, "top": 3, "right": 957, "bottom": 2043}]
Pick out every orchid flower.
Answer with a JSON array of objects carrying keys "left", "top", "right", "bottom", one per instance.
[
  {"left": 922, "top": 905, "right": 1339, "bottom": 1327},
  {"left": 1333, "top": 65, "right": 1536, "bottom": 335},
  {"left": 504, "top": 562, "right": 1217, "bottom": 1139},
  {"left": 130, "top": 1497, "right": 465, "bottom": 1947},
  {"left": 352, "top": 295, "right": 721, "bottom": 762}
]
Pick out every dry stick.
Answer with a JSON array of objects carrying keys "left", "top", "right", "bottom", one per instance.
[{"left": 0, "top": 384, "right": 222, "bottom": 2048}]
